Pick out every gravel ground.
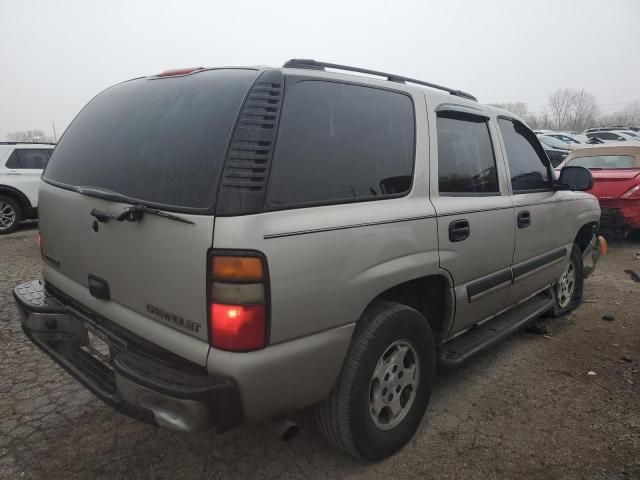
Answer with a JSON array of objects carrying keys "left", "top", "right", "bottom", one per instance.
[{"left": 1, "top": 224, "right": 639, "bottom": 480}]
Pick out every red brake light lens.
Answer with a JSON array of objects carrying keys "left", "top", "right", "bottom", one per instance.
[
  {"left": 210, "top": 303, "right": 266, "bottom": 351},
  {"left": 156, "top": 67, "right": 204, "bottom": 77}
]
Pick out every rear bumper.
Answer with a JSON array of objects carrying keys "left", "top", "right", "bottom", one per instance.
[{"left": 13, "top": 280, "right": 243, "bottom": 433}]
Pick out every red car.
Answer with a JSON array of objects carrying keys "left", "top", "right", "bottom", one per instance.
[{"left": 558, "top": 144, "right": 640, "bottom": 234}]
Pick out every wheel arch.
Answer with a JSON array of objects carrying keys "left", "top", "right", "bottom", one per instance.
[
  {"left": 0, "top": 185, "right": 32, "bottom": 211},
  {"left": 360, "top": 273, "right": 454, "bottom": 343},
  {"left": 574, "top": 221, "right": 598, "bottom": 253}
]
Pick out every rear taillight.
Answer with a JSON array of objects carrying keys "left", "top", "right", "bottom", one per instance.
[
  {"left": 208, "top": 253, "right": 269, "bottom": 352},
  {"left": 621, "top": 184, "right": 640, "bottom": 199}
]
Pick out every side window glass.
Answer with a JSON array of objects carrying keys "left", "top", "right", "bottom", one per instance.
[
  {"left": 16, "top": 149, "right": 51, "bottom": 169},
  {"left": 436, "top": 112, "right": 499, "bottom": 194},
  {"left": 5, "top": 151, "right": 20, "bottom": 169},
  {"left": 498, "top": 119, "right": 551, "bottom": 193}
]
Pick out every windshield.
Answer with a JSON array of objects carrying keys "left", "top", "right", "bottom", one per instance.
[
  {"left": 539, "top": 135, "right": 569, "bottom": 149},
  {"left": 568, "top": 155, "right": 637, "bottom": 169},
  {"left": 43, "top": 69, "right": 259, "bottom": 211}
]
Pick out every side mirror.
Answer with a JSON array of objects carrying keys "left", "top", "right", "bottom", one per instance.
[{"left": 558, "top": 165, "right": 594, "bottom": 191}]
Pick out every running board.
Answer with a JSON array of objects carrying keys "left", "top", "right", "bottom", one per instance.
[{"left": 439, "top": 294, "right": 554, "bottom": 368}]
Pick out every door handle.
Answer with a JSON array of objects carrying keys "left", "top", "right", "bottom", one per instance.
[
  {"left": 449, "top": 219, "right": 470, "bottom": 242},
  {"left": 7, "top": 171, "right": 21, "bottom": 175},
  {"left": 517, "top": 210, "right": 531, "bottom": 228}
]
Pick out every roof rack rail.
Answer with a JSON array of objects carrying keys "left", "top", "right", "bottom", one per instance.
[
  {"left": 282, "top": 59, "right": 477, "bottom": 102},
  {"left": 0, "top": 141, "right": 56, "bottom": 145}
]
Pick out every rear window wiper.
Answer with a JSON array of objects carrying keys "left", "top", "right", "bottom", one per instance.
[{"left": 78, "top": 187, "right": 194, "bottom": 225}]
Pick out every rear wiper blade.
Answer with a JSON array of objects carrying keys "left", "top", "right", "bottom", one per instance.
[
  {"left": 90, "top": 204, "right": 194, "bottom": 225},
  {"left": 79, "top": 187, "right": 194, "bottom": 225},
  {"left": 78, "top": 186, "right": 134, "bottom": 204}
]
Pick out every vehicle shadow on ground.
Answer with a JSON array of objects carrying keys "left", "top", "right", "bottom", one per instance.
[{"left": 17, "top": 329, "right": 541, "bottom": 480}]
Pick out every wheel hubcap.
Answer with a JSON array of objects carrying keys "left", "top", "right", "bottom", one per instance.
[
  {"left": 369, "top": 340, "right": 420, "bottom": 430},
  {"left": 0, "top": 202, "right": 16, "bottom": 230},
  {"left": 556, "top": 260, "right": 576, "bottom": 308}
]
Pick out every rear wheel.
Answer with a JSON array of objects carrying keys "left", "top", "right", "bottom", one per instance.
[
  {"left": 0, "top": 195, "right": 21, "bottom": 235},
  {"left": 315, "top": 301, "right": 435, "bottom": 460},
  {"left": 550, "top": 242, "right": 584, "bottom": 317}
]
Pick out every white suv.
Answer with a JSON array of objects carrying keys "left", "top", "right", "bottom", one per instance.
[{"left": 0, "top": 142, "right": 54, "bottom": 233}]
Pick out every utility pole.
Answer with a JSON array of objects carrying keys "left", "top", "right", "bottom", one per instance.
[{"left": 52, "top": 122, "right": 57, "bottom": 143}]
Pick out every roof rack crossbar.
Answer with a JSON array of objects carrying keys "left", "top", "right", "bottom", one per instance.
[{"left": 282, "top": 59, "right": 477, "bottom": 102}]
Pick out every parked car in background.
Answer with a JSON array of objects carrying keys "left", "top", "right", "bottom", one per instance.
[
  {"left": 543, "top": 145, "right": 569, "bottom": 167},
  {"left": 0, "top": 142, "right": 54, "bottom": 234},
  {"left": 547, "top": 132, "right": 590, "bottom": 145},
  {"left": 558, "top": 144, "right": 640, "bottom": 235},
  {"left": 537, "top": 134, "right": 579, "bottom": 151},
  {"left": 585, "top": 130, "right": 639, "bottom": 143},
  {"left": 618, "top": 130, "right": 640, "bottom": 139},
  {"left": 585, "top": 126, "right": 640, "bottom": 133}
]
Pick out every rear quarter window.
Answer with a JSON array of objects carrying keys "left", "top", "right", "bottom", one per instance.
[{"left": 266, "top": 80, "right": 415, "bottom": 207}]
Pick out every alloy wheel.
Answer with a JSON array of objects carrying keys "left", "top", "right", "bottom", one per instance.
[
  {"left": 0, "top": 201, "right": 17, "bottom": 231},
  {"left": 369, "top": 340, "right": 420, "bottom": 430},
  {"left": 557, "top": 260, "right": 576, "bottom": 308}
]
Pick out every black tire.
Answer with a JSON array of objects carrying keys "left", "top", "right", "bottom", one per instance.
[
  {"left": 315, "top": 301, "right": 436, "bottom": 460},
  {"left": 550, "top": 242, "right": 584, "bottom": 317},
  {"left": 0, "top": 195, "right": 21, "bottom": 235}
]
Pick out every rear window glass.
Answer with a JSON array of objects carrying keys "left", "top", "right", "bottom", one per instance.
[
  {"left": 267, "top": 81, "right": 415, "bottom": 207},
  {"left": 44, "top": 69, "right": 258, "bottom": 210},
  {"left": 568, "top": 155, "right": 636, "bottom": 169}
]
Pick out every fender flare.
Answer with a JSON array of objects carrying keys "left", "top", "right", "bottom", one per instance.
[{"left": 0, "top": 185, "right": 33, "bottom": 209}]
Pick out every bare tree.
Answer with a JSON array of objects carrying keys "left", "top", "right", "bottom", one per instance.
[
  {"left": 548, "top": 89, "right": 576, "bottom": 130},
  {"left": 622, "top": 101, "right": 640, "bottom": 125},
  {"left": 5, "top": 129, "right": 53, "bottom": 142},
  {"left": 488, "top": 102, "right": 529, "bottom": 118},
  {"left": 546, "top": 88, "right": 598, "bottom": 132},
  {"left": 570, "top": 90, "right": 598, "bottom": 132},
  {"left": 594, "top": 101, "right": 640, "bottom": 128}
]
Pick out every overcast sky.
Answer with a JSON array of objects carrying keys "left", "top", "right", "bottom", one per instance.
[{"left": 1, "top": 0, "right": 639, "bottom": 140}]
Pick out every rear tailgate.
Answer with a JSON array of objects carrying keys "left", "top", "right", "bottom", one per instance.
[
  {"left": 37, "top": 68, "right": 260, "bottom": 365},
  {"left": 39, "top": 182, "right": 213, "bottom": 339}
]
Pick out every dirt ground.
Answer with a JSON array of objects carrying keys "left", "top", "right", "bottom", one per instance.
[{"left": 1, "top": 224, "right": 639, "bottom": 480}]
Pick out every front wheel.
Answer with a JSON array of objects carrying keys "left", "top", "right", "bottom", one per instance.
[
  {"left": 315, "top": 301, "right": 435, "bottom": 460},
  {"left": 550, "top": 242, "right": 584, "bottom": 317}
]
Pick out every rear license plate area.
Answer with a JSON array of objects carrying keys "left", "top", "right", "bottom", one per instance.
[{"left": 82, "top": 321, "right": 119, "bottom": 365}]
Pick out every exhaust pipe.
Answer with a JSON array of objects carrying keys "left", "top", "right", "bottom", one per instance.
[{"left": 265, "top": 417, "right": 299, "bottom": 441}]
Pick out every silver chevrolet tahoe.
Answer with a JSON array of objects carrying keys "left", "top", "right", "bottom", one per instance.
[{"left": 14, "top": 59, "right": 604, "bottom": 460}]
